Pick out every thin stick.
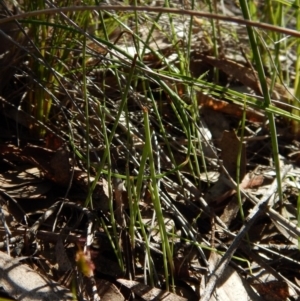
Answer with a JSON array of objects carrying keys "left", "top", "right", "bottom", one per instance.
[{"left": 0, "top": 5, "right": 300, "bottom": 38}]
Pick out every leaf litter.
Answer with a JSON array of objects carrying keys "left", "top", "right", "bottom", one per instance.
[{"left": 0, "top": 1, "right": 300, "bottom": 301}]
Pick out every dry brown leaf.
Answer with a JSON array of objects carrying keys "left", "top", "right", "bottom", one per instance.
[
  {"left": 251, "top": 281, "right": 290, "bottom": 301},
  {"left": 218, "top": 173, "right": 263, "bottom": 228},
  {"left": 117, "top": 279, "right": 188, "bottom": 301},
  {"left": 200, "top": 252, "right": 264, "bottom": 301},
  {"left": 0, "top": 166, "right": 52, "bottom": 198},
  {"left": 201, "top": 55, "right": 291, "bottom": 102},
  {"left": 205, "top": 174, "right": 236, "bottom": 204},
  {"left": 21, "top": 144, "right": 71, "bottom": 186},
  {"left": 147, "top": 217, "right": 178, "bottom": 244},
  {"left": 97, "top": 279, "right": 125, "bottom": 301},
  {"left": 50, "top": 146, "right": 71, "bottom": 186},
  {"left": 197, "top": 91, "right": 265, "bottom": 122},
  {"left": 55, "top": 237, "right": 72, "bottom": 273},
  {"left": 219, "top": 130, "right": 246, "bottom": 180},
  {"left": 206, "top": 130, "right": 246, "bottom": 203},
  {"left": 0, "top": 143, "right": 109, "bottom": 209},
  {"left": 0, "top": 251, "right": 73, "bottom": 301},
  {"left": 202, "top": 55, "right": 262, "bottom": 94},
  {"left": 240, "top": 173, "right": 264, "bottom": 189},
  {"left": 0, "top": 166, "right": 42, "bottom": 188}
]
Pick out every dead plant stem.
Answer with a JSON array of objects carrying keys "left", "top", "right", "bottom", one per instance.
[{"left": 1, "top": 5, "right": 300, "bottom": 38}]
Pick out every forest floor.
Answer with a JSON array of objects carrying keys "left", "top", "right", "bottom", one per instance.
[{"left": 0, "top": 1, "right": 300, "bottom": 301}]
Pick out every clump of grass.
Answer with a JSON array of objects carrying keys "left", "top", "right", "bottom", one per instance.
[
  {"left": 10, "top": 0, "right": 108, "bottom": 137},
  {"left": 292, "top": 0, "right": 300, "bottom": 135},
  {"left": 240, "top": 0, "right": 300, "bottom": 136}
]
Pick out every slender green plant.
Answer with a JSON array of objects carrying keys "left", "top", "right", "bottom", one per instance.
[
  {"left": 239, "top": 0, "right": 283, "bottom": 203},
  {"left": 292, "top": 0, "right": 300, "bottom": 135}
]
